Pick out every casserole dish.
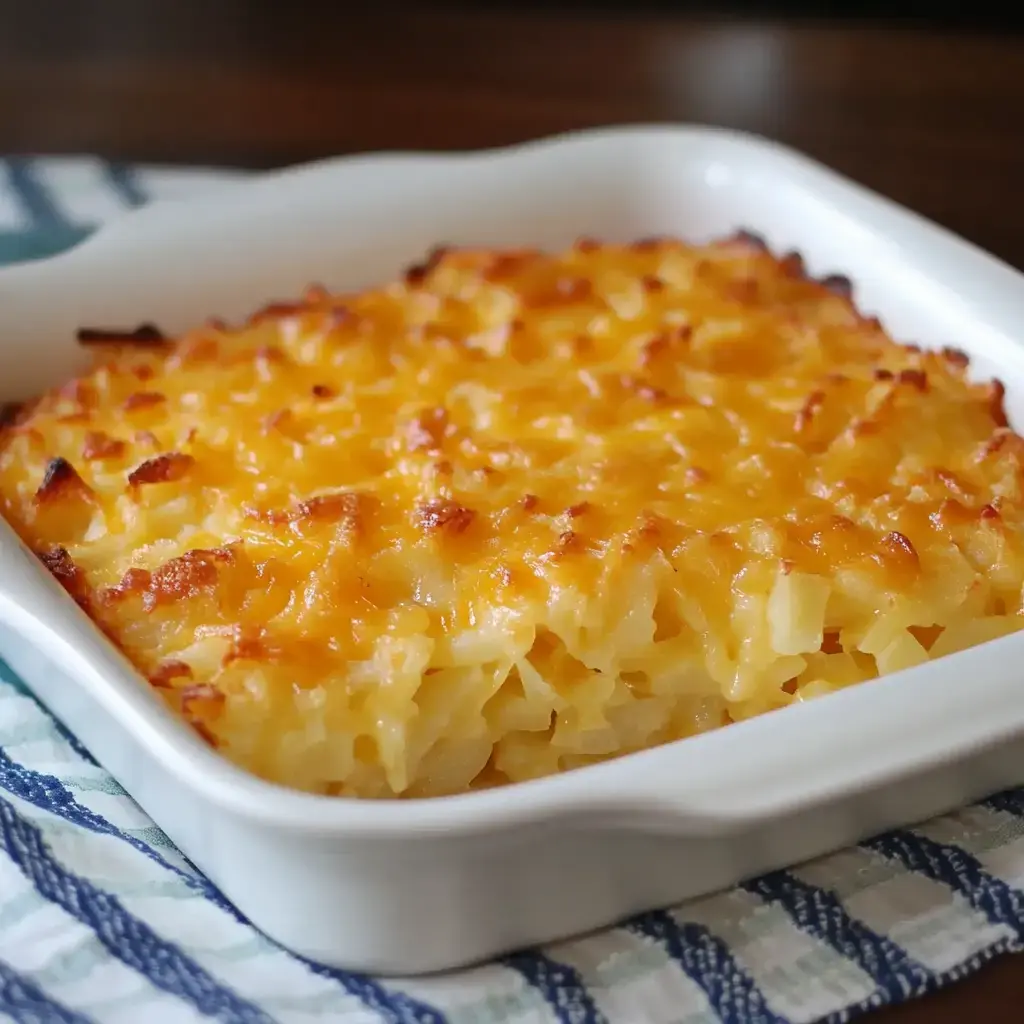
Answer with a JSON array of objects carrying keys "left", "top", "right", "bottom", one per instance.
[{"left": 2, "top": 125, "right": 1024, "bottom": 975}]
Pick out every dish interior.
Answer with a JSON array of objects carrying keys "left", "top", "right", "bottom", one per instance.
[
  {"left": 2, "top": 130, "right": 1024, "bottom": 811},
  {"left": 4, "top": 223, "right": 1024, "bottom": 799}
]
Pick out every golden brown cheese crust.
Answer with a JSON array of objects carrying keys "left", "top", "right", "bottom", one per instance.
[{"left": 1, "top": 233, "right": 1022, "bottom": 798}]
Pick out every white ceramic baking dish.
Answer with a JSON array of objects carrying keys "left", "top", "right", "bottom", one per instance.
[{"left": 2, "top": 125, "right": 1024, "bottom": 976}]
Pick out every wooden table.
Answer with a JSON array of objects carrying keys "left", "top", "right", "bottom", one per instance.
[{"left": 1, "top": 2, "right": 1023, "bottom": 1018}]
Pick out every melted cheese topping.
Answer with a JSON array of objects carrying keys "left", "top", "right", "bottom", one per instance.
[{"left": 2, "top": 234, "right": 1022, "bottom": 798}]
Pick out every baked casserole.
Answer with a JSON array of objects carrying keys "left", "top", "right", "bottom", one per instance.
[{"left": 1, "top": 233, "right": 1021, "bottom": 798}]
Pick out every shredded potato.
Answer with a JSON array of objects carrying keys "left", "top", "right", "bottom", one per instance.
[{"left": 2, "top": 233, "right": 1022, "bottom": 798}]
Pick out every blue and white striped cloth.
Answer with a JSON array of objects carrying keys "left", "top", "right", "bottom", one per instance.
[
  {"left": 0, "top": 157, "right": 248, "bottom": 264},
  {"left": 1, "top": 156, "right": 1023, "bottom": 1024}
]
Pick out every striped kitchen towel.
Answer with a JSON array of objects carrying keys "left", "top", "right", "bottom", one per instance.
[
  {"left": 0, "top": 156, "right": 248, "bottom": 264},
  {"left": 1, "top": 155, "right": 1023, "bottom": 1024}
]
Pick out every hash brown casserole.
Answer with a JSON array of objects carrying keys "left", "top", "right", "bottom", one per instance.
[{"left": 2, "top": 233, "right": 1022, "bottom": 798}]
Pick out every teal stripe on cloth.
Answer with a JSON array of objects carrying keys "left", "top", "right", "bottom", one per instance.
[{"left": 0, "top": 227, "right": 92, "bottom": 265}]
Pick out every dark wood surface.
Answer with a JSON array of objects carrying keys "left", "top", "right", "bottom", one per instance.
[
  {"left": 2, "top": 2, "right": 1024, "bottom": 1017},
  {"left": 2, "top": 1, "right": 1023, "bottom": 274},
  {"left": 1, "top": 1, "right": 1023, "bottom": 279}
]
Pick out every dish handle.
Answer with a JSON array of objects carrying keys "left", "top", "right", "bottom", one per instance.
[{"left": 0, "top": 258, "right": 96, "bottom": 403}]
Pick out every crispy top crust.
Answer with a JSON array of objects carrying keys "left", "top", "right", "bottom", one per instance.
[{"left": 1, "top": 234, "right": 1021, "bottom": 796}]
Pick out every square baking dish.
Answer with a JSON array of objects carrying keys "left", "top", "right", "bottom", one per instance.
[{"left": 2, "top": 125, "right": 1024, "bottom": 976}]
